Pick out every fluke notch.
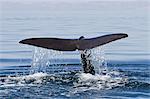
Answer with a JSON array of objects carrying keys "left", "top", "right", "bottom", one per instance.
[{"left": 19, "top": 33, "right": 128, "bottom": 51}]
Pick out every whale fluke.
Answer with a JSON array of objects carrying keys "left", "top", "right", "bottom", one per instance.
[{"left": 19, "top": 33, "right": 128, "bottom": 51}]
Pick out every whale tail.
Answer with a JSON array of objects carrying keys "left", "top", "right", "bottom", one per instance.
[
  {"left": 19, "top": 33, "right": 128, "bottom": 75},
  {"left": 19, "top": 33, "right": 128, "bottom": 51}
]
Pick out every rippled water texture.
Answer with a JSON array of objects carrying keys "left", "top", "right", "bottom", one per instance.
[{"left": 0, "top": 0, "right": 150, "bottom": 99}]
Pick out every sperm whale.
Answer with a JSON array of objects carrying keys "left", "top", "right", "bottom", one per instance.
[{"left": 19, "top": 33, "right": 128, "bottom": 75}]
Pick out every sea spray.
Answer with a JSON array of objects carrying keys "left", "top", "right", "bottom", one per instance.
[
  {"left": 31, "top": 46, "right": 107, "bottom": 74},
  {"left": 71, "top": 47, "right": 129, "bottom": 93},
  {"left": 30, "top": 47, "right": 48, "bottom": 73},
  {"left": 30, "top": 47, "right": 63, "bottom": 74},
  {"left": 91, "top": 46, "right": 108, "bottom": 74},
  {"left": 0, "top": 46, "right": 128, "bottom": 91},
  {"left": 71, "top": 72, "right": 128, "bottom": 94}
]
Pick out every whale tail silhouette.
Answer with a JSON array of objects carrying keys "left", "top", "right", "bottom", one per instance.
[
  {"left": 19, "top": 33, "right": 128, "bottom": 75},
  {"left": 19, "top": 33, "right": 128, "bottom": 51}
]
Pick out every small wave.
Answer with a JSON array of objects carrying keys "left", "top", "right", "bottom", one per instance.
[
  {"left": 0, "top": 59, "right": 31, "bottom": 63},
  {"left": 0, "top": 70, "right": 127, "bottom": 87},
  {"left": 0, "top": 70, "right": 149, "bottom": 96},
  {"left": 124, "top": 80, "right": 150, "bottom": 91},
  {"left": 70, "top": 71, "right": 128, "bottom": 94},
  {"left": 0, "top": 72, "right": 49, "bottom": 87},
  {"left": 0, "top": 71, "right": 79, "bottom": 87}
]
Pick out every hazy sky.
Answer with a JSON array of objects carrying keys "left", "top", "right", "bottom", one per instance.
[{"left": 0, "top": 0, "right": 142, "bottom": 2}]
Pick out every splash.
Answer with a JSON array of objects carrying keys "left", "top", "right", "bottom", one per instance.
[
  {"left": 80, "top": 46, "right": 108, "bottom": 74},
  {"left": 70, "top": 72, "right": 128, "bottom": 94},
  {"left": 0, "top": 72, "right": 49, "bottom": 87},
  {"left": 30, "top": 47, "right": 48, "bottom": 73},
  {"left": 91, "top": 46, "right": 108, "bottom": 74},
  {"left": 30, "top": 46, "right": 107, "bottom": 75},
  {"left": 69, "top": 46, "right": 128, "bottom": 94},
  {"left": 30, "top": 47, "right": 63, "bottom": 74},
  {"left": 0, "top": 46, "right": 127, "bottom": 90}
]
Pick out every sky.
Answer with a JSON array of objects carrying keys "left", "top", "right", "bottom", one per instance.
[
  {"left": 0, "top": 0, "right": 149, "bottom": 6},
  {"left": 0, "top": 0, "right": 144, "bottom": 2}
]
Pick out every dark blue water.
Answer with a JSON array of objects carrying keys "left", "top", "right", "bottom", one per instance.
[{"left": 0, "top": 0, "right": 150, "bottom": 98}]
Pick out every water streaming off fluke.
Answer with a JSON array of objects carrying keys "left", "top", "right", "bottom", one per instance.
[
  {"left": 30, "top": 46, "right": 108, "bottom": 75},
  {"left": 30, "top": 47, "right": 64, "bottom": 74}
]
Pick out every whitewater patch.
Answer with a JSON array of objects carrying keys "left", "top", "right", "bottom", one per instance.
[
  {"left": 0, "top": 72, "right": 49, "bottom": 87},
  {"left": 71, "top": 71, "right": 128, "bottom": 94},
  {"left": 0, "top": 70, "right": 128, "bottom": 89}
]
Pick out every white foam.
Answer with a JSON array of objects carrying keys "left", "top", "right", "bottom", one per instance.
[
  {"left": 78, "top": 73, "right": 111, "bottom": 82},
  {"left": 71, "top": 72, "right": 128, "bottom": 93},
  {"left": 0, "top": 72, "right": 49, "bottom": 87},
  {"left": 12, "top": 72, "right": 48, "bottom": 83}
]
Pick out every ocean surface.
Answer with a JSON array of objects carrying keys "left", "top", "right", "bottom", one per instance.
[{"left": 0, "top": 0, "right": 150, "bottom": 98}]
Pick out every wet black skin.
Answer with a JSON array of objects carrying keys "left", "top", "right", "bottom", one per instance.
[
  {"left": 19, "top": 34, "right": 128, "bottom": 75},
  {"left": 79, "top": 36, "right": 95, "bottom": 75},
  {"left": 81, "top": 50, "right": 95, "bottom": 75}
]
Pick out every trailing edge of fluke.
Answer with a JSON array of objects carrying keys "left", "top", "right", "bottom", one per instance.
[{"left": 19, "top": 33, "right": 128, "bottom": 51}]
